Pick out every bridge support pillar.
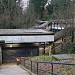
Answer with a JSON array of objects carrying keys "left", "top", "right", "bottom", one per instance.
[
  {"left": 0, "top": 45, "right": 2, "bottom": 64},
  {"left": 43, "top": 42, "right": 45, "bottom": 55},
  {"left": 49, "top": 46, "right": 52, "bottom": 56}
]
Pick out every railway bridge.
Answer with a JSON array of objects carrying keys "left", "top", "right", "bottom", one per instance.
[{"left": 0, "top": 29, "right": 54, "bottom": 64}]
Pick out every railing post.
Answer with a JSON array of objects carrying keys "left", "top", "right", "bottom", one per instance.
[
  {"left": 36, "top": 62, "right": 38, "bottom": 74},
  {"left": 20, "top": 57, "right": 21, "bottom": 65},
  {"left": 24, "top": 58, "right": 25, "bottom": 67},
  {"left": 31, "top": 60, "right": 32, "bottom": 72},
  {"left": 51, "top": 63, "right": 53, "bottom": 75}
]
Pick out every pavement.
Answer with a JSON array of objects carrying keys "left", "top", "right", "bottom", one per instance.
[
  {"left": 0, "top": 63, "right": 30, "bottom": 75},
  {"left": 53, "top": 54, "right": 73, "bottom": 60}
]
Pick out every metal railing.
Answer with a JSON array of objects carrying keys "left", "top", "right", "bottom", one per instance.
[{"left": 20, "top": 57, "right": 75, "bottom": 75}]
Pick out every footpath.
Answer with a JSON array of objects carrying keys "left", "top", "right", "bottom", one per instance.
[{"left": 0, "top": 63, "right": 30, "bottom": 75}]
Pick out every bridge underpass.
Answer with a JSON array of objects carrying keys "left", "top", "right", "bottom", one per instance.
[
  {"left": 0, "top": 29, "right": 54, "bottom": 64},
  {"left": 2, "top": 43, "right": 39, "bottom": 63}
]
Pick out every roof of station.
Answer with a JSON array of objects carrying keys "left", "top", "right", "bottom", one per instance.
[{"left": 0, "top": 29, "right": 54, "bottom": 35}]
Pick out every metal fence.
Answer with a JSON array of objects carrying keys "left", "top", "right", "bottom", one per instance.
[{"left": 20, "top": 57, "right": 75, "bottom": 75}]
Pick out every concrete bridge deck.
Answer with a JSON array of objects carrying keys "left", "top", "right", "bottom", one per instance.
[{"left": 0, "top": 63, "right": 30, "bottom": 75}]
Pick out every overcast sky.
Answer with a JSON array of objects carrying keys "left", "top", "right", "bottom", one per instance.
[{"left": 22, "top": 0, "right": 29, "bottom": 9}]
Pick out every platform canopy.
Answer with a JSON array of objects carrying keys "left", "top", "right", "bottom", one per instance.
[{"left": 0, "top": 29, "right": 54, "bottom": 43}]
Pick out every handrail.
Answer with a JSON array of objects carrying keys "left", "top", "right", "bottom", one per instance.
[
  {"left": 20, "top": 58, "right": 75, "bottom": 75},
  {"left": 32, "top": 61, "right": 75, "bottom": 66}
]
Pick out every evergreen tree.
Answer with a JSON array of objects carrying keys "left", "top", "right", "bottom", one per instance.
[
  {"left": 50, "top": 0, "right": 75, "bottom": 20},
  {"left": 0, "top": 0, "right": 23, "bottom": 28},
  {"left": 29, "top": 0, "right": 47, "bottom": 19}
]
